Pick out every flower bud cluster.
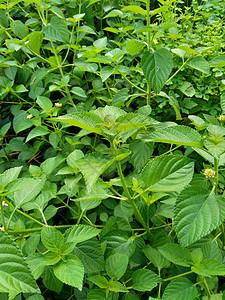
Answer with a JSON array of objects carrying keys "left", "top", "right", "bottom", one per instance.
[{"left": 203, "top": 168, "right": 216, "bottom": 179}]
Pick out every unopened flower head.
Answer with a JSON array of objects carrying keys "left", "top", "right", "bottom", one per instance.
[
  {"left": 203, "top": 168, "right": 216, "bottom": 179},
  {"left": 55, "top": 102, "right": 62, "bottom": 107},
  {"left": 218, "top": 115, "right": 225, "bottom": 122},
  {"left": 27, "top": 114, "right": 33, "bottom": 119}
]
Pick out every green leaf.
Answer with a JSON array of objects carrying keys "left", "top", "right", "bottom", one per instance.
[
  {"left": 42, "top": 266, "right": 63, "bottom": 294},
  {"left": 221, "top": 92, "right": 225, "bottom": 114},
  {"left": 141, "top": 49, "right": 173, "bottom": 93},
  {"left": 100, "top": 66, "right": 115, "bottom": 82},
  {"left": 141, "top": 155, "right": 194, "bottom": 192},
  {"left": 54, "top": 112, "right": 103, "bottom": 135},
  {"left": 71, "top": 87, "right": 87, "bottom": 99},
  {"left": 41, "top": 227, "right": 64, "bottom": 252},
  {"left": 132, "top": 269, "right": 160, "bottom": 292},
  {"left": 13, "top": 110, "right": 33, "bottom": 134},
  {"left": 158, "top": 244, "right": 192, "bottom": 267},
  {"left": 74, "top": 238, "right": 104, "bottom": 273},
  {"left": 25, "top": 126, "right": 49, "bottom": 142},
  {"left": 112, "top": 88, "right": 129, "bottom": 107},
  {"left": 0, "top": 166, "right": 22, "bottom": 188},
  {"left": 174, "top": 187, "right": 225, "bottom": 247},
  {"left": 0, "top": 231, "right": 40, "bottom": 299},
  {"left": 179, "top": 82, "right": 195, "bottom": 97},
  {"left": 129, "top": 139, "right": 154, "bottom": 172},
  {"left": 36, "top": 96, "right": 53, "bottom": 111},
  {"left": 209, "top": 54, "right": 225, "bottom": 67},
  {"left": 162, "top": 278, "right": 198, "bottom": 300},
  {"left": 192, "top": 259, "right": 225, "bottom": 276},
  {"left": 87, "top": 289, "right": 106, "bottom": 300},
  {"left": 13, "top": 177, "right": 45, "bottom": 207},
  {"left": 143, "top": 246, "right": 170, "bottom": 270},
  {"left": 77, "top": 25, "right": 96, "bottom": 35},
  {"left": 108, "top": 280, "right": 128, "bottom": 293},
  {"left": 122, "top": 5, "right": 147, "bottom": 16},
  {"left": 43, "top": 16, "right": 69, "bottom": 42},
  {"left": 75, "top": 153, "right": 117, "bottom": 192},
  {"left": 11, "top": 20, "right": 27, "bottom": 39},
  {"left": 126, "top": 39, "right": 145, "bottom": 56},
  {"left": 105, "top": 253, "right": 129, "bottom": 280},
  {"left": 0, "top": 9, "right": 9, "bottom": 28},
  {"left": 187, "top": 56, "right": 210, "bottom": 74},
  {"left": 145, "top": 125, "right": 202, "bottom": 148},
  {"left": 66, "top": 149, "right": 84, "bottom": 169},
  {"left": 64, "top": 224, "right": 100, "bottom": 244},
  {"left": 88, "top": 275, "right": 108, "bottom": 288},
  {"left": 53, "top": 254, "right": 84, "bottom": 290}
]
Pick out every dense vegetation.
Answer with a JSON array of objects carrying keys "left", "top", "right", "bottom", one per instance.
[{"left": 1, "top": 0, "right": 225, "bottom": 299}]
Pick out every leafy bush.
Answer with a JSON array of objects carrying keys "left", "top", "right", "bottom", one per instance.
[{"left": 1, "top": 0, "right": 225, "bottom": 299}]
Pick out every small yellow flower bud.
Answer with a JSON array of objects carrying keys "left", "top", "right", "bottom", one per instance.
[
  {"left": 153, "top": 39, "right": 158, "bottom": 45},
  {"left": 27, "top": 114, "right": 33, "bottom": 119},
  {"left": 55, "top": 102, "right": 62, "bottom": 107},
  {"left": 218, "top": 115, "right": 225, "bottom": 122},
  {"left": 203, "top": 168, "right": 216, "bottom": 179}
]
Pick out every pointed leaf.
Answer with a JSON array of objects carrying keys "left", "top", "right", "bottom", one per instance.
[
  {"left": 158, "top": 244, "right": 192, "bottom": 267},
  {"left": 162, "top": 278, "right": 198, "bottom": 300},
  {"left": 53, "top": 112, "right": 103, "bottom": 135},
  {"left": 143, "top": 246, "right": 169, "bottom": 270},
  {"left": 145, "top": 126, "right": 202, "bottom": 148},
  {"left": 64, "top": 224, "right": 100, "bottom": 244},
  {"left": 74, "top": 238, "right": 104, "bottom": 273},
  {"left": 105, "top": 253, "right": 129, "bottom": 280},
  {"left": 0, "top": 167, "right": 22, "bottom": 188},
  {"left": 0, "top": 231, "right": 40, "bottom": 297},
  {"left": 192, "top": 259, "right": 225, "bottom": 276},
  {"left": 43, "top": 16, "right": 69, "bottom": 42},
  {"left": 141, "top": 155, "right": 194, "bottom": 192},
  {"left": 132, "top": 269, "right": 160, "bottom": 292},
  {"left": 26, "top": 126, "right": 49, "bottom": 142},
  {"left": 53, "top": 254, "right": 84, "bottom": 290},
  {"left": 141, "top": 49, "right": 173, "bottom": 93},
  {"left": 41, "top": 227, "right": 64, "bottom": 252},
  {"left": 187, "top": 56, "right": 210, "bottom": 74},
  {"left": 174, "top": 187, "right": 225, "bottom": 247},
  {"left": 75, "top": 153, "right": 116, "bottom": 192}
]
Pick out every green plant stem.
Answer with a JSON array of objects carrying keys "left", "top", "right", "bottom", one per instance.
[
  {"left": 3, "top": 199, "right": 45, "bottom": 228},
  {"left": 111, "top": 142, "right": 148, "bottom": 230},
  {"left": 200, "top": 275, "right": 211, "bottom": 299},
  {"left": 146, "top": 0, "right": 151, "bottom": 105},
  {"left": 50, "top": 39, "right": 76, "bottom": 108},
  {"left": 214, "top": 157, "right": 219, "bottom": 193},
  {"left": 0, "top": 198, "right": 6, "bottom": 231},
  {"left": 165, "top": 59, "right": 189, "bottom": 85},
  {"left": 163, "top": 270, "right": 193, "bottom": 282},
  {"left": 119, "top": 72, "right": 147, "bottom": 93}
]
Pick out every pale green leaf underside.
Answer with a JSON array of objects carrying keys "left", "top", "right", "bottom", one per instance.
[
  {"left": 0, "top": 231, "right": 40, "bottom": 298},
  {"left": 162, "top": 278, "right": 198, "bottom": 300},
  {"left": 145, "top": 126, "right": 202, "bottom": 148},
  {"left": 174, "top": 187, "right": 225, "bottom": 247},
  {"left": 142, "top": 155, "right": 194, "bottom": 192}
]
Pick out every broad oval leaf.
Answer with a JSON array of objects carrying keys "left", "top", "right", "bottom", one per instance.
[
  {"left": 64, "top": 224, "right": 100, "bottom": 244},
  {"left": 141, "top": 155, "right": 194, "bottom": 192},
  {"left": 0, "top": 231, "right": 40, "bottom": 297},
  {"left": 145, "top": 125, "right": 202, "bottom": 148},
  {"left": 174, "top": 187, "right": 225, "bottom": 247},
  {"left": 141, "top": 48, "right": 173, "bottom": 93},
  {"left": 131, "top": 269, "right": 160, "bottom": 292},
  {"left": 162, "top": 278, "right": 198, "bottom": 300},
  {"left": 105, "top": 253, "right": 129, "bottom": 280},
  {"left": 143, "top": 246, "right": 170, "bottom": 270},
  {"left": 43, "top": 16, "right": 69, "bottom": 42},
  {"left": 158, "top": 244, "right": 192, "bottom": 267},
  {"left": 53, "top": 254, "right": 84, "bottom": 290},
  {"left": 187, "top": 56, "right": 210, "bottom": 74},
  {"left": 192, "top": 258, "right": 225, "bottom": 276},
  {"left": 53, "top": 112, "right": 103, "bottom": 135},
  {"left": 41, "top": 227, "right": 64, "bottom": 253}
]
